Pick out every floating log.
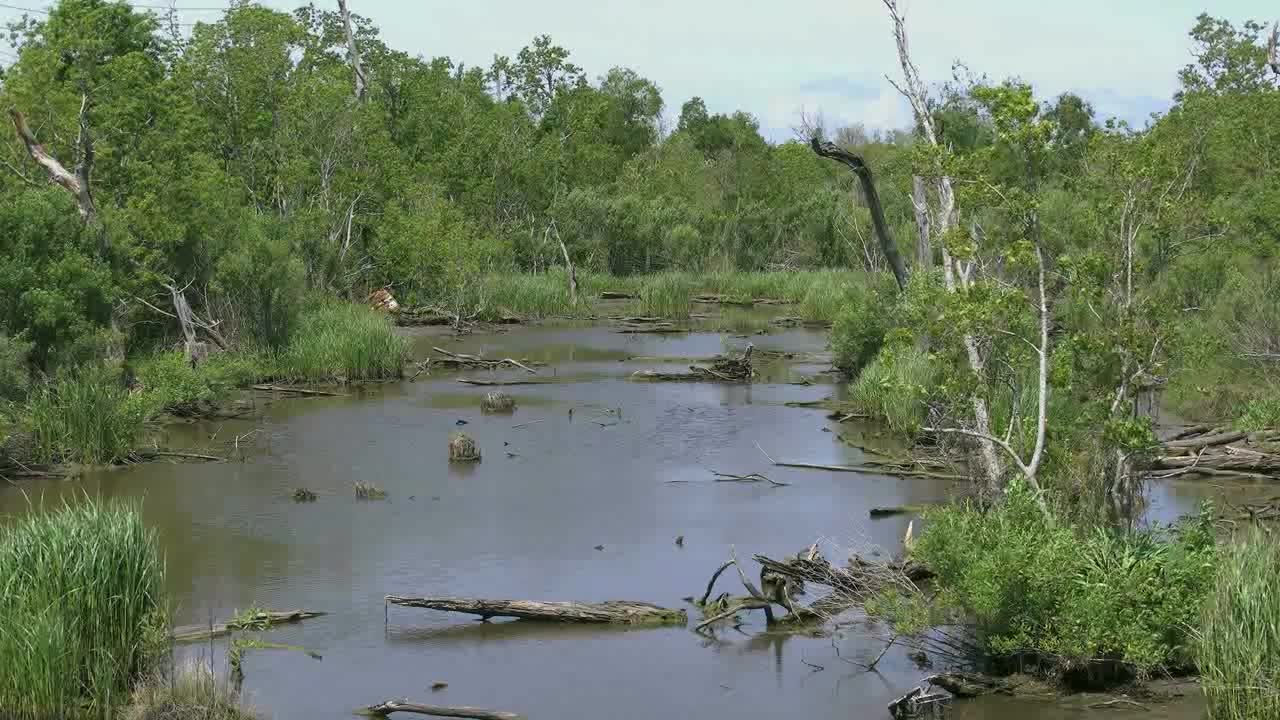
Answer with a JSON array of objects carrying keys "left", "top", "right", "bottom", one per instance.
[
  {"left": 359, "top": 701, "right": 524, "bottom": 720},
  {"left": 616, "top": 324, "right": 690, "bottom": 334},
  {"left": 869, "top": 505, "right": 927, "bottom": 519},
  {"left": 384, "top": 596, "right": 687, "bottom": 625},
  {"left": 630, "top": 345, "right": 754, "bottom": 383},
  {"left": 456, "top": 378, "right": 550, "bottom": 387},
  {"left": 252, "top": 384, "right": 345, "bottom": 397},
  {"left": 172, "top": 610, "right": 327, "bottom": 643},
  {"left": 600, "top": 290, "right": 636, "bottom": 300}
]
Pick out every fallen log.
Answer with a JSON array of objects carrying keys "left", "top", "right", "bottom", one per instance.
[
  {"left": 600, "top": 290, "right": 636, "bottom": 300},
  {"left": 384, "top": 596, "right": 687, "bottom": 625},
  {"left": 456, "top": 378, "right": 551, "bottom": 387},
  {"left": 888, "top": 686, "right": 951, "bottom": 720},
  {"left": 617, "top": 324, "right": 690, "bottom": 334},
  {"left": 252, "top": 384, "right": 345, "bottom": 397},
  {"left": 172, "top": 610, "right": 327, "bottom": 643},
  {"left": 132, "top": 450, "right": 226, "bottom": 464},
  {"left": 395, "top": 313, "right": 454, "bottom": 327},
  {"left": 359, "top": 701, "right": 523, "bottom": 720},
  {"left": 926, "top": 671, "right": 1007, "bottom": 698},
  {"left": 1162, "top": 430, "right": 1247, "bottom": 451}
]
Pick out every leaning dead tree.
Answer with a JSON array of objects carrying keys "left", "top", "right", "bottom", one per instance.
[
  {"left": 811, "top": 138, "right": 909, "bottom": 291},
  {"left": 10, "top": 99, "right": 99, "bottom": 238},
  {"left": 1269, "top": 22, "right": 1279, "bottom": 76},
  {"left": 337, "top": 0, "right": 368, "bottom": 101}
]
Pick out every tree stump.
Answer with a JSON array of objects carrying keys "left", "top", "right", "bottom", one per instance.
[
  {"left": 480, "top": 391, "right": 516, "bottom": 414},
  {"left": 449, "top": 433, "right": 481, "bottom": 462}
]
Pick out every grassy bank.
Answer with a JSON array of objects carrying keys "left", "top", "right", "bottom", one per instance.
[
  {"left": 5, "top": 302, "right": 405, "bottom": 467},
  {"left": 0, "top": 500, "right": 169, "bottom": 717},
  {"left": 1198, "top": 530, "right": 1280, "bottom": 719},
  {"left": 464, "top": 269, "right": 870, "bottom": 322}
]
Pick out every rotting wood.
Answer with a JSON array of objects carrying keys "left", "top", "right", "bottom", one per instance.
[
  {"left": 132, "top": 450, "right": 225, "bottom": 464},
  {"left": 631, "top": 345, "right": 754, "bottom": 383},
  {"left": 1142, "top": 426, "right": 1280, "bottom": 480},
  {"left": 429, "top": 347, "right": 538, "bottom": 374},
  {"left": 252, "top": 384, "right": 346, "bottom": 397},
  {"left": 456, "top": 378, "right": 551, "bottom": 387},
  {"left": 359, "top": 701, "right": 523, "bottom": 720},
  {"left": 172, "top": 610, "right": 327, "bottom": 643},
  {"left": 384, "top": 596, "right": 687, "bottom": 625}
]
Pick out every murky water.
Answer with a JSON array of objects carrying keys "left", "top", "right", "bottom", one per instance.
[{"left": 0, "top": 318, "right": 1206, "bottom": 719}]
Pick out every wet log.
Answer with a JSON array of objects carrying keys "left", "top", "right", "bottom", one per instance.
[
  {"left": 600, "top": 290, "right": 636, "bottom": 300},
  {"left": 456, "top": 378, "right": 550, "bottom": 387},
  {"left": 359, "top": 701, "right": 523, "bottom": 720},
  {"left": 384, "top": 596, "right": 687, "bottom": 625},
  {"left": 617, "top": 324, "right": 690, "bottom": 334},
  {"left": 253, "top": 384, "right": 345, "bottom": 397},
  {"left": 395, "top": 313, "right": 454, "bottom": 327},
  {"left": 926, "top": 671, "right": 1006, "bottom": 698},
  {"left": 172, "top": 610, "right": 327, "bottom": 643},
  {"left": 1162, "top": 430, "right": 1247, "bottom": 451},
  {"left": 888, "top": 686, "right": 950, "bottom": 719}
]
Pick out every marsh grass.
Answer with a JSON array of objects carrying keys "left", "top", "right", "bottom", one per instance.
[
  {"left": 0, "top": 500, "right": 169, "bottom": 718},
  {"left": 274, "top": 302, "right": 406, "bottom": 383},
  {"left": 798, "top": 271, "right": 860, "bottom": 323},
  {"left": 1198, "top": 530, "right": 1280, "bottom": 719},
  {"left": 353, "top": 481, "right": 387, "bottom": 500},
  {"left": 27, "top": 367, "right": 147, "bottom": 465},
  {"left": 126, "top": 660, "right": 259, "bottom": 720},
  {"left": 848, "top": 348, "right": 936, "bottom": 434},
  {"left": 636, "top": 273, "right": 696, "bottom": 319}
]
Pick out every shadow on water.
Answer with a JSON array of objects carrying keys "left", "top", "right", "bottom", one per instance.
[{"left": 0, "top": 321, "right": 1208, "bottom": 720}]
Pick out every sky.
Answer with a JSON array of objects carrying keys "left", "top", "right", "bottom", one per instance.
[{"left": 2, "top": 0, "right": 1277, "bottom": 141}]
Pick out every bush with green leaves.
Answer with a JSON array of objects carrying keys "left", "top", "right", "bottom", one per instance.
[
  {"left": 0, "top": 501, "right": 169, "bottom": 718},
  {"left": 830, "top": 277, "right": 897, "bottom": 373},
  {"left": 848, "top": 346, "right": 935, "bottom": 433},
  {"left": 904, "top": 484, "right": 1217, "bottom": 682}
]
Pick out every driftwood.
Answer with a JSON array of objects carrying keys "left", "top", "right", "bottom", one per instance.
[
  {"left": 1144, "top": 426, "right": 1280, "bottom": 480},
  {"left": 253, "top": 384, "right": 345, "bottom": 397},
  {"left": 359, "top": 701, "right": 523, "bottom": 720},
  {"left": 430, "top": 347, "right": 538, "bottom": 374},
  {"left": 131, "top": 450, "right": 225, "bottom": 464},
  {"left": 754, "top": 443, "right": 965, "bottom": 481},
  {"left": 889, "top": 686, "right": 950, "bottom": 719},
  {"left": 172, "top": 610, "right": 326, "bottom": 643},
  {"left": 384, "top": 596, "right": 687, "bottom": 625},
  {"left": 456, "top": 378, "right": 550, "bottom": 387},
  {"left": 631, "top": 345, "right": 754, "bottom": 383}
]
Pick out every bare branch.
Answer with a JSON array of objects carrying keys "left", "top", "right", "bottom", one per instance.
[{"left": 337, "top": 0, "right": 368, "bottom": 101}]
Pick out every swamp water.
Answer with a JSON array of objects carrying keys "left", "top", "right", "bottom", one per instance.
[{"left": 0, "top": 318, "right": 1212, "bottom": 719}]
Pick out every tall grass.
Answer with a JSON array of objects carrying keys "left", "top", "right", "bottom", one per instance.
[
  {"left": 28, "top": 367, "right": 147, "bottom": 465},
  {"left": 477, "top": 271, "right": 579, "bottom": 318},
  {"left": 1198, "top": 530, "right": 1280, "bottom": 719},
  {"left": 274, "top": 302, "right": 407, "bottom": 383},
  {"left": 849, "top": 348, "right": 936, "bottom": 434},
  {"left": 798, "top": 271, "right": 863, "bottom": 323},
  {"left": 0, "top": 500, "right": 169, "bottom": 718},
  {"left": 636, "top": 273, "right": 696, "bottom": 318},
  {"left": 126, "top": 660, "right": 258, "bottom": 720}
]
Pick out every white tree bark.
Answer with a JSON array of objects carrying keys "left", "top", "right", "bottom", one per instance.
[
  {"left": 882, "top": 0, "right": 1004, "bottom": 489},
  {"left": 337, "top": 0, "right": 368, "bottom": 101},
  {"left": 9, "top": 99, "right": 96, "bottom": 223}
]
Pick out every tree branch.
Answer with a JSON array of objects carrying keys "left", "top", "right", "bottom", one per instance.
[{"left": 810, "top": 138, "right": 908, "bottom": 291}]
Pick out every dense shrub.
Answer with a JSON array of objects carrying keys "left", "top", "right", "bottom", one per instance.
[
  {"left": 830, "top": 278, "right": 895, "bottom": 374},
  {"left": 908, "top": 485, "right": 1217, "bottom": 681}
]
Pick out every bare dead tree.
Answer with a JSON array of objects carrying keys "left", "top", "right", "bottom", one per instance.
[
  {"left": 548, "top": 221, "right": 578, "bottom": 305},
  {"left": 10, "top": 99, "right": 97, "bottom": 225},
  {"left": 881, "top": 0, "right": 1004, "bottom": 491},
  {"left": 337, "top": 0, "right": 368, "bottom": 101},
  {"left": 911, "top": 175, "right": 931, "bottom": 267},
  {"left": 811, "top": 138, "right": 909, "bottom": 292},
  {"left": 1268, "top": 22, "right": 1279, "bottom": 76}
]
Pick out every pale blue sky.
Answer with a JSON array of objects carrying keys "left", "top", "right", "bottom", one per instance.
[{"left": 2, "top": 1, "right": 1276, "bottom": 140}]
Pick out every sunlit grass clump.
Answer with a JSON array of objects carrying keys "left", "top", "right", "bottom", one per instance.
[
  {"left": 274, "top": 302, "right": 406, "bottom": 383},
  {"left": 0, "top": 500, "right": 169, "bottom": 718}
]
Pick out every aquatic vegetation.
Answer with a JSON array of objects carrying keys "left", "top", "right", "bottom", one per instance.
[
  {"left": 0, "top": 500, "right": 169, "bottom": 717},
  {"left": 126, "top": 660, "right": 260, "bottom": 720},
  {"left": 274, "top": 302, "right": 407, "bottom": 383},
  {"left": 27, "top": 366, "right": 149, "bottom": 465},
  {"left": 481, "top": 391, "right": 516, "bottom": 413},
  {"left": 448, "top": 432, "right": 481, "bottom": 462},
  {"left": 848, "top": 348, "right": 935, "bottom": 434},
  {"left": 1198, "top": 529, "right": 1280, "bottom": 720},
  {"left": 292, "top": 488, "right": 318, "bottom": 502},
  {"left": 353, "top": 481, "right": 387, "bottom": 500}
]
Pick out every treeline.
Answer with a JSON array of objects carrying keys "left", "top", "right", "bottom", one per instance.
[{"left": 0, "top": 0, "right": 894, "bottom": 375}]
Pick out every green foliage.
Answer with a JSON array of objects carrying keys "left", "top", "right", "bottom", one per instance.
[
  {"left": 912, "top": 487, "right": 1218, "bottom": 679},
  {"left": 27, "top": 366, "right": 147, "bottom": 465},
  {"left": 273, "top": 302, "right": 406, "bottom": 383},
  {"left": 1198, "top": 530, "right": 1280, "bottom": 719},
  {"left": 213, "top": 218, "right": 306, "bottom": 349},
  {"left": 848, "top": 347, "right": 935, "bottom": 434},
  {"left": 636, "top": 273, "right": 695, "bottom": 319},
  {"left": 0, "top": 500, "right": 169, "bottom": 718},
  {"left": 830, "top": 277, "right": 896, "bottom": 372},
  {"left": 0, "top": 334, "right": 33, "bottom": 404}
]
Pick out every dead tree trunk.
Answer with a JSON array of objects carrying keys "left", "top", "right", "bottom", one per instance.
[
  {"left": 10, "top": 99, "right": 101, "bottom": 256},
  {"left": 337, "top": 0, "right": 368, "bottom": 101},
  {"left": 163, "top": 282, "right": 229, "bottom": 364},
  {"left": 551, "top": 223, "right": 578, "bottom": 305},
  {"left": 384, "top": 596, "right": 687, "bottom": 625},
  {"left": 911, "top": 175, "right": 931, "bottom": 268},
  {"left": 811, "top": 138, "right": 909, "bottom": 292}
]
